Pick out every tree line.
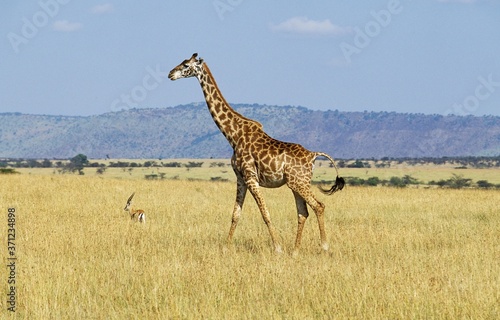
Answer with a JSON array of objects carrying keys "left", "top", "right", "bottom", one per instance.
[
  {"left": 1, "top": 154, "right": 499, "bottom": 189},
  {"left": 335, "top": 173, "right": 499, "bottom": 189},
  {"left": 3, "top": 155, "right": 498, "bottom": 169}
]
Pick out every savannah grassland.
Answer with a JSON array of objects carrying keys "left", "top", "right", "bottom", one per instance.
[{"left": 1, "top": 163, "right": 499, "bottom": 319}]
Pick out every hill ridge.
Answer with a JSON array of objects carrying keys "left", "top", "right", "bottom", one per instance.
[{"left": 1, "top": 103, "right": 499, "bottom": 159}]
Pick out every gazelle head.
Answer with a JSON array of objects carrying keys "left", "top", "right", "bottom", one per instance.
[
  {"left": 124, "top": 192, "right": 135, "bottom": 212},
  {"left": 168, "top": 53, "right": 204, "bottom": 81}
]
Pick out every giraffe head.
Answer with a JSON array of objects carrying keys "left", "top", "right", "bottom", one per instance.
[{"left": 168, "top": 53, "right": 204, "bottom": 81}]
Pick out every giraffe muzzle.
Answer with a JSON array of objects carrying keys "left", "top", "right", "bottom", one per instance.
[{"left": 168, "top": 70, "right": 179, "bottom": 80}]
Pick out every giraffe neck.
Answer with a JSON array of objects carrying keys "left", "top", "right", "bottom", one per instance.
[{"left": 196, "top": 63, "right": 262, "bottom": 149}]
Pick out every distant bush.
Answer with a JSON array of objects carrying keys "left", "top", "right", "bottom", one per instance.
[
  {"left": 375, "top": 162, "right": 390, "bottom": 168},
  {"left": 210, "top": 176, "right": 228, "bottom": 182},
  {"left": 347, "top": 160, "right": 371, "bottom": 168},
  {"left": 0, "top": 168, "right": 19, "bottom": 174},
  {"left": 430, "top": 179, "right": 448, "bottom": 188},
  {"left": 163, "top": 162, "right": 182, "bottom": 167},
  {"left": 429, "top": 174, "right": 472, "bottom": 189},
  {"left": 402, "top": 175, "right": 419, "bottom": 185},
  {"left": 386, "top": 175, "right": 419, "bottom": 188},
  {"left": 346, "top": 176, "right": 419, "bottom": 187},
  {"left": 143, "top": 161, "right": 158, "bottom": 167},
  {"left": 476, "top": 180, "right": 493, "bottom": 189},
  {"left": 210, "top": 162, "right": 227, "bottom": 168},
  {"left": 347, "top": 176, "right": 381, "bottom": 187},
  {"left": 109, "top": 161, "right": 130, "bottom": 167},
  {"left": 145, "top": 173, "right": 166, "bottom": 180},
  {"left": 348, "top": 177, "right": 366, "bottom": 186},
  {"left": 366, "top": 177, "right": 381, "bottom": 186},
  {"left": 41, "top": 159, "right": 52, "bottom": 168},
  {"left": 88, "top": 162, "right": 101, "bottom": 167},
  {"left": 185, "top": 162, "right": 203, "bottom": 168},
  {"left": 448, "top": 174, "right": 472, "bottom": 189},
  {"left": 388, "top": 177, "right": 406, "bottom": 188}
]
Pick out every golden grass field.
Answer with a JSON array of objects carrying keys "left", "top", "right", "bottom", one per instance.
[{"left": 1, "top": 167, "right": 499, "bottom": 319}]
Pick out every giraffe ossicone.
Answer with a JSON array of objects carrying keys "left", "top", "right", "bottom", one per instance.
[{"left": 169, "top": 53, "right": 345, "bottom": 254}]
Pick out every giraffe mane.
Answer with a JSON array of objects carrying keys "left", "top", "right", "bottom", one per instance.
[{"left": 202, "top": 64, "right": 263, "bottom": 130}]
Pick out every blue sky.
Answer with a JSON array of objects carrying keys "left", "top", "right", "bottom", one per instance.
[{"left": 1, "top": 0, "right": 499, "bottom": 116}]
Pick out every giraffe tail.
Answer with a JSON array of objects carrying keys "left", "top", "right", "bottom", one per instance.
[{"left": 315, "top": 152, "right": 345, "bottom": 195}]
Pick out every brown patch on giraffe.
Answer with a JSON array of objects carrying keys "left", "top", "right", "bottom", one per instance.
[{"left": 213, "top": 102, "right": 222, "bottom": 115}]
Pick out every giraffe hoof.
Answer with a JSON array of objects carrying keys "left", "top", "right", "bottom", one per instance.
[{"left": 274, "top": 245, "right": 283, "bottom": 254}]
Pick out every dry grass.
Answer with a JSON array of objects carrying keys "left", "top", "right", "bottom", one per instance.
[{"left": 0, "top": 174, "right": 499, "bottom": 319}]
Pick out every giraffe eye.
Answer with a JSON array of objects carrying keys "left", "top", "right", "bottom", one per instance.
[{"left": 183, "top": 64, "right": 189, "bottom": 68}]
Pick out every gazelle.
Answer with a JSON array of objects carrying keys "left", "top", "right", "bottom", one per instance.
[{"left": 124, "top": 192, "right": 146, "bottom": 223}]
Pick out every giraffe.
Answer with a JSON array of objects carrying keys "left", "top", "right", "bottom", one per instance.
[{"left": 168, "top": 53, "right": 345, "bottom": 255}]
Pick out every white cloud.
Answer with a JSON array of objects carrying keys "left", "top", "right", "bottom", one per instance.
[
  {"left": 271, "top": 17, "right": 350, "bottom": 36},
  {"left": 91, "top": 3, "right": 114, "bottom": 14},
  {"left": 52, "top": 20, "right": 83, "bottom": 32}
]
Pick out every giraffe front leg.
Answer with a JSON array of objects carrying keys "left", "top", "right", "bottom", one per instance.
[
  {"left": 227, "top": 177, "right": 247, "bottom": 245},
  {"left": 247, "top": 181, "right": 282, "bottom": 253}
]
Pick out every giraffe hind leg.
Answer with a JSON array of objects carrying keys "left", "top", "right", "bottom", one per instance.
[
  {"left": 291, "top": 186, "right": 328, "bottom": 253},
  {"left": 292, "top": 191, "right": 309, "bottom": 256}
]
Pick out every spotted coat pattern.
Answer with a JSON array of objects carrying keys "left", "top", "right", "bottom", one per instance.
[{"left": 169, "top": 53, "right": 343, "bottom": 254}]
